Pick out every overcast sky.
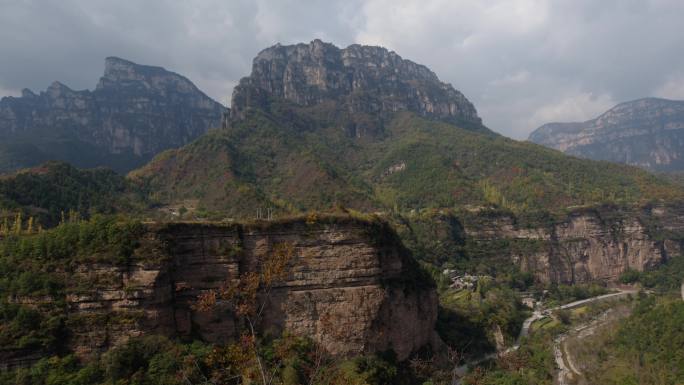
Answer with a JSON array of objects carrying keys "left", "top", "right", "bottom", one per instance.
[{"left": 1, "top": 0, "right": 683, "bottom": 139}]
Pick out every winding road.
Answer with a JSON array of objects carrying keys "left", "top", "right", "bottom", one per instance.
[
  {"left": 452, "top": 289, "right": 638, "bottom": 385},
  {"left": 518, "top": 289, "right": 638, "bottom": 344},
  {"left": 553, "top": 306, "right": 631, "bottom": 385}
]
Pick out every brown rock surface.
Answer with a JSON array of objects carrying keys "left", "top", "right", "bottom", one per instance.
[
  {"left": 8, "top": 217, "right": 439, "bottom": 365},
  {"left": 462, "top": 205, "right": 684, "bottom": 283}
]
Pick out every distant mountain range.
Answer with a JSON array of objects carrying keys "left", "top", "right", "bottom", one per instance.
[
  {"left": 0, "top": 57, "right": 226, "bottom": 173},
  {"left": 529, "top": 98, "right": 684, "bottom": 172},
  {"left": 2, "top": 40, "right": 684, "bottom": 385},
  {"left": 0, "top": 41, "right": 681, "bottom": 218}
]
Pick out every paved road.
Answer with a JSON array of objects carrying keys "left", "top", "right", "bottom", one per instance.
[
  {"left": 452, "top": 289, "right": 638, "bottom": 385},
  {"left": 517, "top": 289, "right": 638, "bottom": 345}
]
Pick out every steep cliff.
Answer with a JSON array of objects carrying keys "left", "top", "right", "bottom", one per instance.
[
  {"left": 0, "top": 215, "right": 440, "bottom": 368},
  {"left": 398, "top": 205, "right": 684, "bottom": 284},
  {"left": 230, "top": 39, "right": 483, "bottom": 133},
  {"left": 0, "top": 57, "right": 227, "bottom": 173},
  {"left": 529, "top": 98, "right": 684, "bottom": 172}
]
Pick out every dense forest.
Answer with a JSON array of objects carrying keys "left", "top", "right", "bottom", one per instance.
[{"left": 0, "top": 162, "right": 146, "bottom": 227}]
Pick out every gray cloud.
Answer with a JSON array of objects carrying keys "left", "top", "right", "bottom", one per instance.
[{"left": 1, "top": 0, "right": 683, "bottom": 138}]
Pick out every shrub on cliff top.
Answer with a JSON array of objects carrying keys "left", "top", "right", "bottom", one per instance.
[
  {"left": 0, "top": 216, "right": 145, "bottom": 352},
  {"left": 0, "top": 215, "right": 144, "bottom": 263}
]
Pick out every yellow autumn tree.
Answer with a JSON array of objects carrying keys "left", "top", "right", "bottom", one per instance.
[
  {"left": 195, "top": 242, "right": 296, "bottom": 385},
  {"left": 12, "top": 212, "right": 22, "bottom": 235}
]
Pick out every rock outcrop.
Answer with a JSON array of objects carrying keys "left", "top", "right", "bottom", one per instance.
[
  {"left": 472, "top": 210, "right": 673, "bottom": 284},
  {"left": 230, "top": 39, "right": 483, "bottom": 133},
  {"left": 402, "top": 205, "right": 684, "bottom": 284},
  {"left": 0, "top": 57, "right": 227, "bottom": 173},
  {"left": 4, "top": 216, "right": 439, "bottom": 368},
  {"left": 529, "top": 98, "right": 684, "bottom": 172}
]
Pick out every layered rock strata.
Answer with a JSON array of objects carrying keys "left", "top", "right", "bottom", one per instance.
[
  {"left": 405, "top": 205, "right": 684, "bottom": 284},
  {"left": 5, "top": 217, "right": 439, "bottom": 367},
  {"left": 230, "top": 39, "right": 482, "bottom": 132}
]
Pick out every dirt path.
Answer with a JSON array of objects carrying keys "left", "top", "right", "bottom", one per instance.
[
  {"left": 553, "top": 312, "right": 611, "bottom": 385},
  {"left": 554, "top": 304, "right": 634, "bottom": 385}
]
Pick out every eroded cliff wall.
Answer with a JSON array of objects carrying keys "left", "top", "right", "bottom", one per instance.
[
  {"left": 472, "top": 209, "right": 679, "bottom": 283},
  {"left": 4, "top": 217, "right": 439, "bottom": 368},
  {"left": 230, "top": 39, "right": 483, "bottom": 133},
  {"left": 400, "top": 205, "right": 684, "bottom": 284}
]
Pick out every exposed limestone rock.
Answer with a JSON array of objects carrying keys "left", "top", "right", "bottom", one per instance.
[
  {"left": 5, "top": 217, "right": 440, "bottom": 366},
  {"left": 0, "top": 57, "right": 227, "bottom": 172},
  {"left": 230, "top": 39, "right": 482, "bottom": 132},
  {"left": 529, "top": 98, "right": 684, "bottom": 172},
  {"left": 514, "top": 213, "right": 667, "bottom": 283},
  {"left": 409, "top": 205, "right": 684, "bottom": 284},
  {"left": 529, "top": 207, "right": 681, "bottom": 283}
]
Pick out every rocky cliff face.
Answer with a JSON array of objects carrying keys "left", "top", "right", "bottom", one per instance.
[
  {"left": 529, "top": 98, "right": 684, "bottom": 172},
  {"left": 3, "top": 217, "right": 439, "bottom": 368},
  {"left": 230, "top": 39, "right": 482, "bottom": 133},
  {"left": 403, "top": 205, "right": 684, "bottom": 284},
  {"left": 468, "top": 208, "right": 681, "bottom": 283},
  {"left": 0, "top": 57, "right": 227, "bottom": 173}
]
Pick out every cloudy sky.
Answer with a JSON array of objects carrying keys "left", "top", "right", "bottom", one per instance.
[{"left": 1, "top": 0, "right": 683, "bottom": 138}]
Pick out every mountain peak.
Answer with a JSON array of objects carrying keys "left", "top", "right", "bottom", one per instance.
[
  {"left": 598, "top": 97, "right": 680, "bottom": 117},
  {"left": 97, "top": 57, "right": 211, "bottom": 97},
  {"left": 45, "top": 81, "right": 74, "bottom": 97},
  {"left": 231, "top": 40, "right": 482, "bottom": 129},
  {"left": 529, "top": 97, "right": 684, "bottom": 171},
  {"left": 0, "top": 56, "right": 226, "bottom": 173},
  {"left": 98, "top": 56, "right": 184, "bottom": 89},
  {"left": 104, "top": 56, "right": 137, "bottom": 67},
  {"left": 103, "top": 56, "right": 142, "bottom": 80},
  {"left": 21, "top": 88, "right": 36, "bottom": 98}
]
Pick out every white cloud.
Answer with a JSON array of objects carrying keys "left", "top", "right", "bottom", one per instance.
[
  {"left": 528, "top": 92, "right": 616, "bottom": 127},
  {"left": 489, "top": 71, "right": 531, "bottom": 87},
  {"left": 474, "top": 89, "right": 617, "bottom": 139},
  {"left": 653, "top": 74, "right": 684, "bottom": 100},
  {"left": 349, "top": 0, "right": 684, "bottom": 138},
  {"left": 356, "top": 0, "right": 548, "bottom": 49},
  {"left": 0, "top": 85, "right": 19, "bottom": 98},
  {"left": 0, "top": 0, "right": 683, "bottom": 138}
]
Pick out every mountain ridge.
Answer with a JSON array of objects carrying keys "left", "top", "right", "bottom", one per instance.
[
  {"left": 229, "top": 39, "right": 485, "bottom": 135},
  {"left": 131, "top": 43, "right": 683, "bottom": 219},
  {"left": 0, "top": 57, "right": 227, "bottom": 173},
  {"left": 529, "top": 97, "right": 684, "bottom": 171}
]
